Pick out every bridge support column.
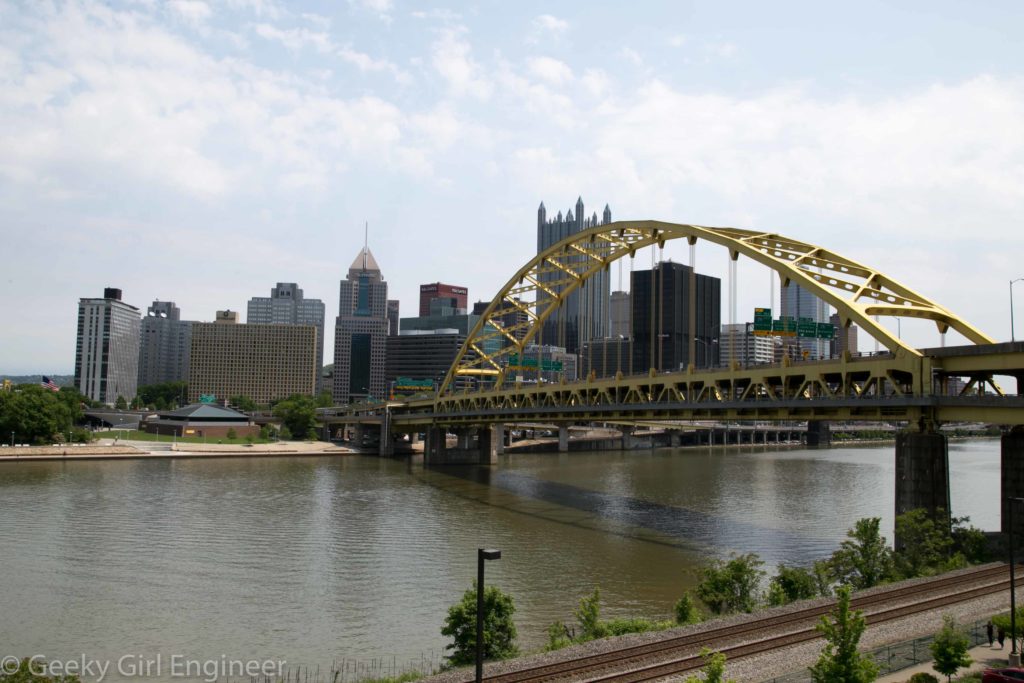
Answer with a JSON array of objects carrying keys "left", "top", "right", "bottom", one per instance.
[
  {"left": 493, "top": 423, "right": 505, "bottom": 456},
  {"left": 478, "top": 426, "right": 499, "bottom": 465},
  {"left": 424, "top": 426, "right": 446, "bottom": 464},
  {"left": 895, "top": 430, "right": 950, "bottom": 546},
  {"left": 668, "top": 430, "right": 681, "bottom": 447},
  {"left": 353, "top": 424, "right": 364, "bottom": 449},
  {"left": 378, "top": 423, "right": 394, "bottom": 457},
  {"left": 807, "top": 421, "right": 831, "bottom": 448},
  {"left": 558, "top": 426, "right": 569, "bottom": 453},
  {"left": 1002, "top": 428, "right": 1024, "bottom": 542},
  {"left": 620, "top": 427, "right": 640, "bottom": 450}
]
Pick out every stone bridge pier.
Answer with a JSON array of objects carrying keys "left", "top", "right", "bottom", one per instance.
[{"left": 423, "top": 425, "right": 500, "bottom": 465}]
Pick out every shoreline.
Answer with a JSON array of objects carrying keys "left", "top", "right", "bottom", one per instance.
[{"left": 0, "top": 440, "right": 356, "bottom": 463}]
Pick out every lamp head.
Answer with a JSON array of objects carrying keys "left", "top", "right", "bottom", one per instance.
[{"left": 479, "top": 548, "right": 502, "bottom": 561}]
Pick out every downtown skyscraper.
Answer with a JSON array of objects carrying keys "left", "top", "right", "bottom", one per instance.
[
  {"left": 74, "top": 288, "right": 141, "bottom": 406},
  {"left": 536, "top": 197, "right": 612, "bottom": 355},
  {"left": 247, "top": 283, "right": 326, "bottom": 393},
  {"left": 332, "top": 247, "right": 389, "bottom": 404}
]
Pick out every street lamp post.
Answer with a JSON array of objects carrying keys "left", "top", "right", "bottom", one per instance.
[
  {"left": 476, "top": 548, "right": 502, "bottom": 683},
  {"left": 1012, "top": 278, "right": 1024, "bottom": 343},
  {"left": 1010, "top": 496, "right": 1024, "bottom": 666},
  {"left": 694, "top": 338, "right": 719, "bottom": 369}
]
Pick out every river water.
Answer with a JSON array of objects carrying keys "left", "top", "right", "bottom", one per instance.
[{"left": 0, "top": 440, "right": 1000, "bottom": 677}]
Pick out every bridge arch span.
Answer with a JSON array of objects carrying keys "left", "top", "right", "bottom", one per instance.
[{"left": 440, "top": 221, "right": 993, "bottom": 396}]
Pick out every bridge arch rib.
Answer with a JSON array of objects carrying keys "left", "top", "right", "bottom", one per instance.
[{"left": 440, "top": 220, "right": 993, "bottom": 397}]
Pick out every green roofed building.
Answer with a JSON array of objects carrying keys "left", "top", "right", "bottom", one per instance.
[{"left": 141, "top": 403, "right": 259, "bottom": 439}]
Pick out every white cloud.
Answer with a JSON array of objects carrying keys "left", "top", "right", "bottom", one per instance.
[
  {"left": 620, "top": 47, "right": 643, "bottom": 66},
  {"left": 252, "top": 23, "right": 333, "bottom": 53},
  {"left": 169, "top": 0, "right": 212, "bottom": 25},
  {"left": 352, "top": 0, "right": 393, "bottom": 23},
  {"left": 581, "top": 68, "right": 610, "bottom": 97},
  {"left": 431, "top": 26, "right": 492, "bottom": 99},
  {"left": 533, "top": 14, "right": 568, "bottom": 35},
  {"left": 338, "top": 45, "right": 412, "bottom": 84},
  {"left": 527, "top": 56, "right": 572, "bottom": 85}
]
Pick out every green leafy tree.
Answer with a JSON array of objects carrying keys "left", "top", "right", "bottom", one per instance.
[
  {"left": 809, "top": 585, "right": 878, "bottom": 683},
  {"left": 0, "top": 385, "right": 76, "bottom": 444},
  {"left": 230, "top": 395, "right": 258, "bottom": 413},
  {"left": 894, "top": 509, "right": 954, "bottom": 578},
  {"left": 674, "top": 592, "right": 701, "bottom": 625},
  {"left": 830, "top": 517, "right": 893, "bottom": 589},
  {"left": 950, "top": 515, "right": 989, "bottom": 564},
  {"left": 272, "top": 394, "right": 318, "bottom": 439},
  {"left": 768, "top": 564, "right": 819, "bottom": 606},
  {"left": 544, "top": 621, "right": 573, "bottom": 652},
  {"left": 908, "top": 674, "right": 939, "bottom": 683},
  {"left": 0, "top": 657, "right": 81, "bottom": 683},
  {"left": 316, "top": 391, "right": 334, "bottom": 408},
  {"left": 226, "top": 428, "right": 238, "bottom": 440},
  {"left": 440, "top": 581, "right": 518, "bottom": 667},
  {"left": 992, "top": 607, "right": 1024, "bottom": 653},
  {"left": 279, "top": 424, "right": 293, "bottom": 440},
  {"left": 575, "top": 587, "right": 605, "bottom": 640},
  {"left": 929, "top": 614, "right": 971, "bottom": 682},
  {"left": 812, "top": 559, "right": 835, "bottom": 597},
  {"left": 137, "top": 381, "right": 187, "bottom": 410},
  {"left": 114, "top": 395, "right": 127, "bottom": 409},
  {"left": 695, "top": 553, "right": 766, "bottom": 615},
  {"left": 683, "top": 649, "right": 736, "bottom": 683}
]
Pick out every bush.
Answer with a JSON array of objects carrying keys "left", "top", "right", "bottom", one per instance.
[
  {"left": 544, "top": 621, "right": 573, "bottom": 652},
  {"left": 226, "top": 428, "right": 237, "bottom": 440},
  {"left": 440, "top": 582, "right": 518, "bottom": 667},
  {"left": 674, "top": 593, "right": 701, "bottom": 625},
  {"left": 908, "top": 673, "right": 939, "bottom": 683},
  {"left": 695, "top": 553, "right": 765, "bottom": 615},
  {"left": 768, "top": 564, "right": 819, "bottom": 606},
  {"left": 0, "top": 658, "right": 81, "bottom": 683}
]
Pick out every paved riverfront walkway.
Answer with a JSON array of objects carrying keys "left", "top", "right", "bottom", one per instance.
[
  {"left": 877, "top": 641, "right": 1015, "bottom": 682},
  {"left": 0, "top": 439, "right": 354, "bottom": 462}
]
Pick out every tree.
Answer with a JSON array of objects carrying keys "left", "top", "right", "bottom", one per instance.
[
  {"left": 991, "top": 607, "right": 1024, "bottom": 653},
  {"left": 230, "top": 395, "right": 258, "bottom": 413},
  {"left": 894, "top": 509, "right": 954, "bottom": 578},
  {"left": 674, "top": 592, "right": 701, "bottom": 625},
  {"left": 440, "top": 582, "right": 518, "bottom": 667},
  {"left": 272, "top": 394, "right": 318, "bottom": 439},
  {"left": 929, "top": 614, "right": 971, "bottom": 682},
  {"left": 695, "top": 553, "right": 765, "bottom": 615},
  {"left": 226, "top": 428, "right": 237, "bottom": 440},
  {"left": 315, "top": 391, "right": 334, "bottom": 408},
  {"left": 0, "top": 385, "right": 76, "bottom": 444},
  {"left": 683, "top": 649, "right": 736, "bottom": 683},
  {"left": 137, "top": 381, "right": 187, "bottom": 410},
  {"left": 809, "top": 585, "right": 878, "bottom": 683},
  {"left": 114, "top": 395, "right": 127, "bottom": 409},
  {"left": 768, "top": 564, "right": 819, "bottom": 606},
  {"left": 574, "top": 587, "right": 605, "bottom": 640},
  {"left": 0, "top": 657, "right": 81, "bottom": 683},
  {"left": 830, "top": 517, "right": 893, "bottom": 589}
]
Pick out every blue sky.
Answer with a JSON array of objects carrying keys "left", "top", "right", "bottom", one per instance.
[{"left": 1, "top": 0, "right": 1023, "bottom": 374}]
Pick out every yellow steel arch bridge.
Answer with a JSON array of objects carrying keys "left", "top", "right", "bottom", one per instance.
[{"left": 325, "top": 221, "right": 1024, "bottom": 429}]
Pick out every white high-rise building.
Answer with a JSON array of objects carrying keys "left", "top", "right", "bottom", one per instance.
[
  {"left": 720, "top": 323, "right": 774, "bottom": 366},
  {"left": 75, "top": 288, "right": 141, "bottom": 406},
  {"left": 247, "top": 283, "right": 326, "bottom": 393}
]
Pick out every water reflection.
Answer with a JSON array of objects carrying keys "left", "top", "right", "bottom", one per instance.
[{"left": 0, "top": 440, "right": 1001, "bottom": 676}]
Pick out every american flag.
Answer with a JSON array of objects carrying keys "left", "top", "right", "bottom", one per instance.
[{"left": 41, "top": 376, "right": 60, "bottom": 391}]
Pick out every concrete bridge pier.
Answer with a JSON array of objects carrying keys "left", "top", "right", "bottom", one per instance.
[
  {"left": 668, "top": 430, "right": 682, "bottom": 447},
  {"left": 423, "top": 426, "right": 497, "bottom": 466},
  {"left": 353, "top": 424, "right": 365, "bottom": 449},
  {"left": 378, "top": 421, "right": 394, "bottom": 457},
  {"left": 1001, "top": 428, "right": 1024, "bottom": 540},
  {"left": 620, "top": 426, "right": 640, "bottom": 449},
  {"left": 494, "top": 423, "right": 505, "bottom": 456},
  {"left": 895, "top": 429, "right": 950, "bottom": 547},
  {"left": 558, "top": 426, "right": 569, "bottom": 453},
  {"left": 806, "top": 421, "right": 832, "bottom": 448}
]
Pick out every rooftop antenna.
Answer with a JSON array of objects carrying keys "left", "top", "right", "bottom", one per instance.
[{"left": 363, "top": 221, "right": 368, "bottom": 270}]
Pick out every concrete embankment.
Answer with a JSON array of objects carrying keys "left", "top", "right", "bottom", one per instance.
[{"left": 0, "top": 440, "right": 354, "bottom": 462}]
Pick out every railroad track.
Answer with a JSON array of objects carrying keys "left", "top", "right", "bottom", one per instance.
[{"left": 468, "top": 563, "right": 1014, "bottom": 683}]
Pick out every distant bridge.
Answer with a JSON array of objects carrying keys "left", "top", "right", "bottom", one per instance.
[{"left": 320, "top": 221, "right": 1024, "bottom": 532}]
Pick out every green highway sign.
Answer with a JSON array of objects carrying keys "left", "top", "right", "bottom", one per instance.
[
  {"left": 817, "top": 323, "right": 835, "bottom": 340},
  {"left": 199, "top": 394, "right": 216, "bottom": 404},
  {"left": 798, "top": 318, "right": 819, "bottom": 338},
  {"left": 507, "top": 353, "right": 563, "bottom": 372},
  {"left": 772, "top": 316, "right": 797, "bottom": 336},
  {"left": 753, "top": 307, "right": 773, "bottom": 333}
]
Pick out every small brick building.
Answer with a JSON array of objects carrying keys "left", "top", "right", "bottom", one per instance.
[{"left": 142, "top": 404, "right": 259, "bottom": 439}]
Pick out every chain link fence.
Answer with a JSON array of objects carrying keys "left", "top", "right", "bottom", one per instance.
[{"left": 762, "top": 618, "right": 991, "bottom": 683}]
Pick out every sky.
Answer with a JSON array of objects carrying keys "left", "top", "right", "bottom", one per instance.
[{"left": 1, "top": 0, "right": 1023, "bottom": 374}]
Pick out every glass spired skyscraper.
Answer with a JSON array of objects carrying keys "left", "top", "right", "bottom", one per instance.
[{"left": 332, "top": 248, "right": 389, "bottom": 404}]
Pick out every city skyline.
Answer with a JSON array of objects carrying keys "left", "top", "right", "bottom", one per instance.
[{"left": 2, "top": 1, "right": 1023, "bottom": 373}]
